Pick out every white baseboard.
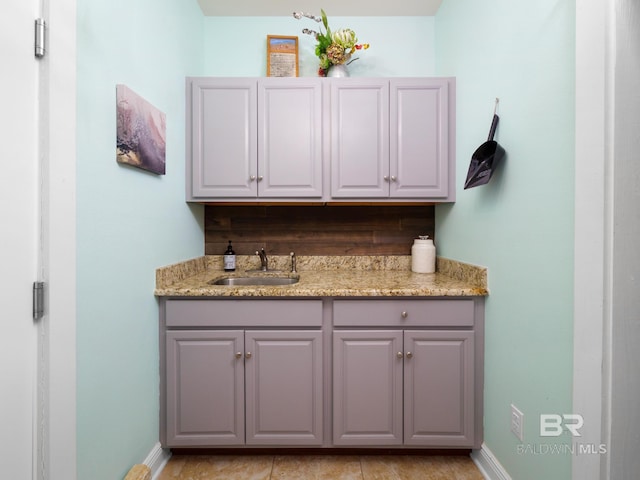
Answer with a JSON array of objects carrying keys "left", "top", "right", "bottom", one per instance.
[
  {"left": 144, "top": 442, "right": 171, "bottom": 480},
  {"left": 471, "top": 444, "right": 512, "bottom": 480}
]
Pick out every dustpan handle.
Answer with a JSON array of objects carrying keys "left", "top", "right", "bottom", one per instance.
[
  {"left": 488, "top": 98, "right": 499, "bottom": 141},
  {"left": 488, "top": 114, "right": 499, "bottom": 141}
]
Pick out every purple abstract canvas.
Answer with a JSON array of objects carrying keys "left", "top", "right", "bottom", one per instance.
[{"left": 116, "top": 84, "right": 166, "bottom": 175}]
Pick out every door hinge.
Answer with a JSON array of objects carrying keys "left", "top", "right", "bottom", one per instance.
[
  {"left": 35, "top": 18, "right": 46, "bottom": 58},
  {"left": 33, "top": 281, "right": 45, "bottom": 320}
]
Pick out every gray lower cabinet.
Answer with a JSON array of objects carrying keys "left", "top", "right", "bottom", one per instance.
[
  {"left": 161, "top": 297, "right": 483, "bottom": 449},
  {"left": 162, "top": 299, "right": 324, "bottom": 447},
  {"left": 332, "top": 299, "right": 479, "bottom": 448}
]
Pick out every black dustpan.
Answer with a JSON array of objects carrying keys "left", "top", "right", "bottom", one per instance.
[{"left": 464, "top": 99, "right": 505, "bottom": 189}]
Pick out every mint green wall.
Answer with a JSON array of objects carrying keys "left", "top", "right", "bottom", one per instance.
[
  {"left": 76, "top": 1, "right": 204, "bottom": 478},
  {"left": 435, "top": 1, "right": 575, "bottom": 478},
  {"left": 204, "top": 16, "right": 435, "bottom": 77}
]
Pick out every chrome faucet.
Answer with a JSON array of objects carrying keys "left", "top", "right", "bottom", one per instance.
[
  {"left": 256, "top": 248, "right": 268, "bottom": 271},
  {"left": 290, "top": 251, "right": 297, "bottom": 273}
]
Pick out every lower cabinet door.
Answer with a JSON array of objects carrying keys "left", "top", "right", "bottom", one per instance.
[
  {"left": 333, "top": 330, "right": 404, "bottom": 445},
  {"left": 165, "top": 330, "right": 245, "bottom": 446},
  {"left": 404, "top": 330, "right": 475, "bottom": 446},
  {"left": 245, "top": 330, "right": 323, "bottom": 445},
  {"left": 333, "top": 329, "right": 475, "bottom": 447}
]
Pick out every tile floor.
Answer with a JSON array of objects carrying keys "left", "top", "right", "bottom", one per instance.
[{"left": 157, "top": 454, "right": 485, "bottom": 479}]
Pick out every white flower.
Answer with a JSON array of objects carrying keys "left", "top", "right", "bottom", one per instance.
[{"left": 332, "top": 28, "right": 357, "bottom": 50}]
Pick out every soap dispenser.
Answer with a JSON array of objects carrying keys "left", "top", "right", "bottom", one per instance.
[
  {"left": 223, "top": 240, "right": 236, "bottom": 272},
  {"left": 411, "top": 235, "right": 436, "bottom": 273}
]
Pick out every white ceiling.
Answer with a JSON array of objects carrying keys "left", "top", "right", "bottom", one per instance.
[{"left": 197, "top": 0, "right": 443, "bottom": 17}]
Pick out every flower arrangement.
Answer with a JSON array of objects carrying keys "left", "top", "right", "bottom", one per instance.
[{"left": 293, "top": 9, "right": 370, "bottom": 77}]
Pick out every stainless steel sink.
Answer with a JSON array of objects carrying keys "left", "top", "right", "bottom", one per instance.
[{"left": 210, "top": 276, "right": 299, "bottom": 286}]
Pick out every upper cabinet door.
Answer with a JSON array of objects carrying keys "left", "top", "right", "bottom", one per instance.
[
  {"left": 331, "top": 79, "right": 390, "bottom": 198},
  {"left": 258, "top": 79, "right": 323, "bottom": 198},
  {"left": 390, "top": 79, "right": 451, "bottom": 199},
  {"left": 189, "top": 78, "right": 258, "bottom": 199}
]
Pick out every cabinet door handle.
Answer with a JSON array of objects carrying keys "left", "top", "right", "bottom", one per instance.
[
  {"left": 235, "top": 352, "right": 242, "bottom": 359},
  {"left": 245, "top": 351, "right": 252, "bottom": 359},
  {"left": 397, "top": 351, "right": 404, "bottom": 359},
  {"left": 250, "top": 175, "right": 256, "bottom": 181},
  {"left": 257, "top": 175, "right": 263, "bottom": 182},
  {"left": 406, "top": 351, "right": 413, "bottom": 359},
  {"left": 401, "top": 311, "right": 408, "bottom": 318},
  {"left": 391, "top": 176, "right": 397, "bottom": 182},
  {"left": 383, "top": 175, "right": 390, "bottom": 182}
]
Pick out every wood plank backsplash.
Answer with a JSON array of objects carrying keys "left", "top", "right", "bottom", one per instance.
[{"left": 204, "top": 205, "right": 435, "bottom": 256}]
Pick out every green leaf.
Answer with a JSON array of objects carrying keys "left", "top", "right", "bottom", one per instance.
[
  {"left": 317, "top": 34, "right": 331, "bottom": 53},
  {"left": 321, "top": 9, "right": 328, "bottom": 30}
]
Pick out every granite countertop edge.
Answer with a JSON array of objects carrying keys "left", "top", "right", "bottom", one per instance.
[{"left": 154, "top": 255, "right": 489, "bottom": 298}]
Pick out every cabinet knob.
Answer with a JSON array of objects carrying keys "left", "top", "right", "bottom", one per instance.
[
  {"left": 250, "top": 175, "right": 256, "bottom": 181},
  {"left": 391, "top": 176, "right": 397, "bottom": 182},
  {"left": 383, "top": 175, "right": 390, "bottom": 182},
  {"left": 397, "top": 351, "right": 404, "bottom": 359},
  {"left": 257, "top": 175, "right": 264, "bottom": 182},
  {"left": 245, "top": 352, "right": 252, "bottom": 359},
  {"left": 235, "top": 352, "right": 242, "bottom": 359},
  {"left": 406, "top": 351, "right": 413, "bottom": 359},
  {"left": 401, "top": 311, "right": 408, "bottom": 318}
]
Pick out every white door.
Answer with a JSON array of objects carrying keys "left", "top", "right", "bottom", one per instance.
[{"left": 0, "top": 0, "right": 42, "bottom": 477}]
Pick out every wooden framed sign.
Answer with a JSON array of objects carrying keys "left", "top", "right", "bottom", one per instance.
[{"left": 266, "top": 35, "right": 299, "bottom": 77}]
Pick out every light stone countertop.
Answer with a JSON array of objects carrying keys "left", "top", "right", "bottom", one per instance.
[{"left": 155, "top": 255, "right": 488, "bottom": 298}]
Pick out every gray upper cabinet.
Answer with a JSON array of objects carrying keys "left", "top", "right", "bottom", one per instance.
[
  {"left": 187, "top": 77, "right": 323, "bottom": 200},
  {"left": 186, "top": 77, "right": 455, "bottom": 203},
  {"left": 331, "top": 78, "right": 453, "bottom": 200}
]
